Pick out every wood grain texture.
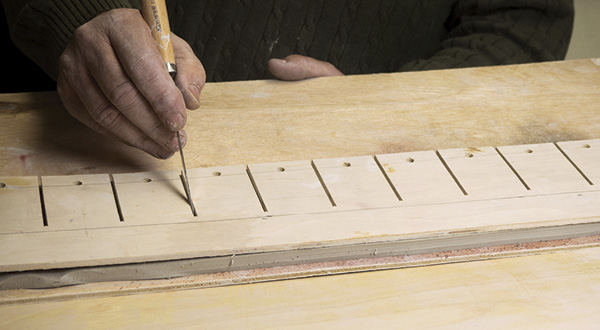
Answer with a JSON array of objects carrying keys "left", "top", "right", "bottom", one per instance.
[
  {"left": 1, "top": 60, "right": 600, "bottom": 327},
  {"left": 1, "top": 59, "right": 599, "bottom": 176},
  {"left": 2, "top": 246, "right": 600, "bottom": 329},
  {"left": 0, "top": 140, "right": 598, "bottom": 275},
  {"left": 0, "top": 176, "right": 42, "bottom": 233},
  {"left": 42, "top": 174, "right": 120, "bottom": 230}
]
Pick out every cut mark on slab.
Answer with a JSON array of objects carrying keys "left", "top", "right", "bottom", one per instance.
[
  {"left": 495, "top": 147, "right": 531, "bottom": 191},
  {"left": 108, "top": 174, "right": 124, "bottom": 222},
  {"left": 373, "top": 155, "right": 403, "bottom": 202},
  {"left": 37, "top": 176, "right": 48, "bottom": 227},
  {"left": 179, "top": 172, "right": 198, "bottom": 217},
  {"left": 311, "top": 160, "right": 337, "bottom": 207},
  {"left": 435, "top": 150, "right": 468, "bottom": 196},
  {"left": 554, "top": 142, "right": 594, "bottom": 186},
  {"left": 246, "top": 165, "right": 268, "bottom": 213}
]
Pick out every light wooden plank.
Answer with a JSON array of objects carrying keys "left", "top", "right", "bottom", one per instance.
[
  {"left": 248, "top": 160, "right": 333, "bottom": 215},
  {"left": 1, "top": 141, "right": 599, "bottom": 274},
  {"left": 496, "top": 143, "right": 594, "bottom": 194},
  {"left": 187, "top": 165, "right": 266, "bottom": 220},
  {"left": 2, "top": 60, "right": 600, "bottom": 178},
  {"left": 2, "top": 246, "right": 600, "bottom": 329},
  {"left": 1, "top": 188, "right": 599, "bottom": 272},
  {"left": 557, "top": 139, "right": 600, "bottom": 185},
  {"left": 0, "top": 176, "right": 43, "bottom": 234},
  {"left": 41, "top": 174, "right": 120, "bottom": 230},
  {"left": 376, "top": 150, "right": 465, "bottom": 204},
  {"left": 312, "top": 156, "right": 400, "bottom": 210},
  {"left": 112, "top": 170, "right": 195, "bottom": 225},
  {"left": 438, "top": 146, "right": 529, "bottom": 199}
]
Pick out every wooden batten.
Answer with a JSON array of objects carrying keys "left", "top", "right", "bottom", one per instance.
[{"left": 0, "top": 139, "right": 598, "bottom": 288}]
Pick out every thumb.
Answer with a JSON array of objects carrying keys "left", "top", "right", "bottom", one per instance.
[
  {"left": 172, "top": 33, "right": 206, "bottom": 110},
  {"left": 267, "top": 55, "right": 343, "bottom": 81}
]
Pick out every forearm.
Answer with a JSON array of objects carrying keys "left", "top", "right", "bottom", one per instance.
[
  {"left": 2, "top": 0, "right": 138, "bottom": 80},
  {"left": 400, "top": 0, "right": 574, "bottom": 72}
]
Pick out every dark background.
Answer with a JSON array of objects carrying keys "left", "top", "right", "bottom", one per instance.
[{"left": 1, "top": 5, "right": 57, "bottom": 93}]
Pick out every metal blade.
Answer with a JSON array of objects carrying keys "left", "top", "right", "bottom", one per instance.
[{"left": 177, "top": 131, "right": 197, "bottom": 216}]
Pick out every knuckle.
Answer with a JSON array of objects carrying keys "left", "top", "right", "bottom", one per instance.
[
  {"left": 108, "top": 80, "right": 139, "bottom": 110},
  {"left": 91, "top": 104, "right": 122, "bottom": 130},
  {"left": 145, "top": 121, "right": 175, "bottom": 148},
  {"left": 189, "top": 63, "right": 207, "bottom": 86},
  {"left": 57, "top": 51, "right": 73, "bottom": 71},
  {"left": 71, "top": 23, "right": 97, "bottom": 47},
  {"left": 151, "top": 88, "right": 183, "bottom": 114},
  {"left": 129, "top": 134, "right": 152, "bottom": 150},
  {"left": 106, "top": 8, "right": 141, "bottom": 23},
  {"left": 146, "top": 120, "right": 166, "bottom": 137},
  {"left": 95, "top": 8, "right": 139, "bottom": 29},
  {"left": 58, "top": 50, "right": 79, "bottom": 81}
]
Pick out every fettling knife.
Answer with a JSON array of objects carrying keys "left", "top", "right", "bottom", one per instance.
[{"left": 139, "top": 0, "right": 197, "bottom": 216}]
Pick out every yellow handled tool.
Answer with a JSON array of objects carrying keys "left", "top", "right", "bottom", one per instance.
[{"left": 139, "top": 0, "right": 197, "bottom": 216}]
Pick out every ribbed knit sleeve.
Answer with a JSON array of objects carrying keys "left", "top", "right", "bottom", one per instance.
[
  {"left": 399, "top": 0, "right": 574, "bottom": 72},
  {"left": 4, "top": 0, "right": 138, "bottom": 80}
]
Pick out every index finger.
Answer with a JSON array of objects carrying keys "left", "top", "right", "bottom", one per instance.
[{"left": 109, "top": 11, "right": 187, "bottom": 132}]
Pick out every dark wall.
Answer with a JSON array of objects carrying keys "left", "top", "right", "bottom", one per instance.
[{"left": 1, "top": 5, "right": 57, "bottom": 93}]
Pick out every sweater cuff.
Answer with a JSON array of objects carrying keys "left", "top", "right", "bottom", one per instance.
[{"left": 9, "top": 0, "right": 138, "bottom": 80}]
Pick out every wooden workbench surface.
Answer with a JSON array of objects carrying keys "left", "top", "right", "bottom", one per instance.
[
  {"left": 3, "top": 246, "right": 600, "bottom": 329},
  {"left": 1, "top": 59, "right": 599, "bottom": 176},
  {"left": 1, "top": 59, "right": 600, "bottom": 328}
]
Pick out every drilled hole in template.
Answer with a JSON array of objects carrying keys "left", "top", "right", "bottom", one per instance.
[
  {"left": 343, "top": 162, "right": 352, "bottom": 167},
  {"left": 406, "top": 158, "right": 415, "bottom": 163},
  {"left": 0, "top": 182, "right": 6, "bottom": 188},
  {"left": 212, "top": 172, "right": 222, "bottom": 177},
  {"left": 143, "top": 178, "right": 153, "bottom": 183},
  {"left": 73, "top": 181, "right": 83, "bottom": 186},
  {"left": 583, "top": 144, "right": 591, "bottom": 149},
  {"left": 525, "top": 149, "right": 533, "bottom": 154},
  {"left": 277, "top": 167, "right": 286, "bottom": 172}
]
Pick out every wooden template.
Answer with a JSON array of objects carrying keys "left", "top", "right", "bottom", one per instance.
[{"left": 1, "top": 139, "right": 598, "bottom": 288}]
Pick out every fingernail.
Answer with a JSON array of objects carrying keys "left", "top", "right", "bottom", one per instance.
[
  {"left": 180, "top": 133, "right": 187, "bottom": 148},
  {"left": 167, "top": 113, "right": 185, "bottom": 131},
  {"left": 166, "top": 135, "right": 180, "bottom": 152},
  {"left": 188, "top": 84, "right": 200, "bottom": 109},
  {"left": 157, "top": 149, "right": 174, "bottom": 159}
]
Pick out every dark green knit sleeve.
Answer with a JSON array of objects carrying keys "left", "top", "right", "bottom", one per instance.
[
  {"left": 3, "top": 0, "right": 139, "bottom": 80},
  {"left": 399, "top": 0, "right": 574, "bottom": 71}
]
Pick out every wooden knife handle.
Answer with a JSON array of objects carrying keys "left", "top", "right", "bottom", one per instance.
[{"left": 138, "top": 0, "right": 176, "bottom": 74}]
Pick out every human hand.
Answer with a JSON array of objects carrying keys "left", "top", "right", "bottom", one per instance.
[
  {"left": 267, "top": 55, "right": 343, "bottom": 81},
  {"left": 57, "top": 9, "right": 206, "bottom": 159}
]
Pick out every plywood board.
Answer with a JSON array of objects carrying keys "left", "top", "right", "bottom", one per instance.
[
  {"left": 496, "top": 143, "right": 593, "bottom": 194},
  {"left": 376, "top": 150, "right": 465, "bottom": 203},
  {"left": 1, "top": 140, "right": 599, "bottom": 277},
  {"left": 41, "top": 174, "right": 120, "bottom": 230},
  {"left": 557, "top": 140, "right": 599, "bottom": 185},
  {"left": 2, "top": 59, "right": 600, "bottom": 177},
  {"left": 2, "top": 246, "right": 600, "bottom": 329},
  {"left": 438, "top": 146, "right": 529, "bottom": 199},
  {"left": 112, "top": 171, "right": 196, "bottom": 225},
  {"left": 248, "top": 160, "right": 333, "bottom": 215},
  {"left": 0, "top": 176, "right": 43, "bottom": 233},
  {"left": 313, "top": 156, "right": 400, "bottom": 209}
]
